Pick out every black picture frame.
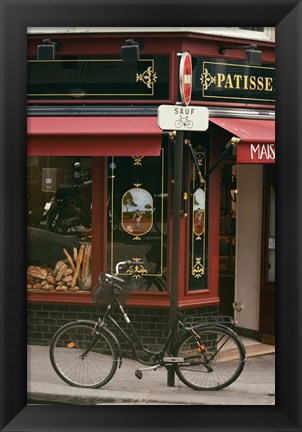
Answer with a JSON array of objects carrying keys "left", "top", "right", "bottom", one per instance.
[{"left": 1, "top": 1, "right": 301, "bottom": 431}]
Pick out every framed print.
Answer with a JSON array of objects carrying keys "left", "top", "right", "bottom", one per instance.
[{"left": 1, "top": 1, "right": 301, "bottom": 431}]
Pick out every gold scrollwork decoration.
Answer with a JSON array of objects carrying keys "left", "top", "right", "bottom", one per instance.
[
  {"left": 136, "top": 66, "right": 157, "bottom": 89},
  {"left": 126, "top": 259, "right": 148, "bottom": 279},
  {"left": 200, "top": 68, "right": 216, "bottom": 91},
  {"left": 132, "top": 156, "right": 144, "bottom": 166},
  {"left": 192, "top": 258, "right": 204, "bottom": 278},
  {"left": 194, "top": 145, "right": 206, "bottom": 167}
]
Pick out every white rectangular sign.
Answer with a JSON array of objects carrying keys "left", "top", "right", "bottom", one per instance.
[{"left": 158, "top": 105, "right": 209, "bottom": 131}]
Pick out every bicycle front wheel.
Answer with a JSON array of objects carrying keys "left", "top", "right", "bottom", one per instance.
[
  {"left": 174, "top": 325, "right": 246, "bottom": 390},
  {"left": 50, "top": 321, "right": 118, "bottom": 388}
]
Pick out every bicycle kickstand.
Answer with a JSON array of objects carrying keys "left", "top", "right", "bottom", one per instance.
[{"left": 135, "top": 364, "right": 161, "bottom": 380}]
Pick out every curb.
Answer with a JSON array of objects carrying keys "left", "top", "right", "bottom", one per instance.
[{"left": 28, "top": 379, "right": 275, "bottom": 406}]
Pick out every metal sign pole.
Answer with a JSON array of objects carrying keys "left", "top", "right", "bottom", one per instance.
[{"left": 167, "top": 130, "right": 184, "bottom": 386}]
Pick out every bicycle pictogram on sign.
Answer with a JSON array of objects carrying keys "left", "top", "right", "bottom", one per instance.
[{"left": 175, "top": 115, "right": 193, "bottom": 129}]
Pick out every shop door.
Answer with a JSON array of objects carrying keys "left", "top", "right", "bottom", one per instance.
[
  {"left": 218, "top": 164, "right": 237, "bottom": 317},
  {"left": 259, "top": 165, "right": 275, "bottom": 344}
]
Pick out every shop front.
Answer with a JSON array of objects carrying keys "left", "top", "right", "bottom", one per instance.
[{"left": 27, "top": 31, "right": 275, "bottom": 347}]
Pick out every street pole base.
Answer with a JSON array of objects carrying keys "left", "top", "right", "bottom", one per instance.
[{"left": 167, "top": 366, "right": 175, "bottom": 387}]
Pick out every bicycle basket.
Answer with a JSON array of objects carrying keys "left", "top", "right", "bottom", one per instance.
[{"left": 92, "top": 272, "right": 134, "bottom": 307}]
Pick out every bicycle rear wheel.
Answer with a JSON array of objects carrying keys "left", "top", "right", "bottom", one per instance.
[
  {"left": 174, "top": 325, "right": 246, "bottom": 390},
  {"left": 50, "top": 321, "right": 118, "bottom": 388}
]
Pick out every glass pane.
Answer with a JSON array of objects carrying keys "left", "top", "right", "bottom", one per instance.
[
  {"left": 268, "top": 185, "right": 275, "bottom": 282},
  {"left": 239, "top": 27, "right": 264, "bottom": 31},
  {"left": 27, "top": 156, "right": 92, "bottom": 293},
  {"left": 107, "top": 146, "right": 168, "bottom": 292}
]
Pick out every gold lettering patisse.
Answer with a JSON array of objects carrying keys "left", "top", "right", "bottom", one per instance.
[
  {"left": 264, "top": 77, "right": 274, "bottom": 91},
  {"left": 257, "top": 76, "right": 264, "bottom": 91},
  {"left": 233, "top": 75, "right": 242, "bottom": 89},
  {"left": 216, "top": 73, "right": 225, "bottom": 87},
  {"left": 243, "top": 75, "right": 249, "bottom": 90},
  {"left": 249, "top": 76, "right": 256, "bottom": 91},
  {"left": 213, "top": 73, "right": 275, "bottom": 92},
  {"left": 225, "top": 75, "right": 234, "bottom": 88}
]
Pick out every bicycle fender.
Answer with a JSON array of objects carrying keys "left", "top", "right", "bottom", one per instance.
[
  {"left": 189, "top": 323, "right": 246, "bottom": 357},
  {"left": 101, "top": 325, "right": 123, "bottom": 368},
  {"left": 191, "top": 322, "right": 235, "bottom": 332},
  {"left": 75, "top": 320, "right": 123, "bottom": 368}
]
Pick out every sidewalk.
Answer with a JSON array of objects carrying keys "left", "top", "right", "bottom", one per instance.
[{"left": 27, "top": 339, "right": 275, "bottom": 406}]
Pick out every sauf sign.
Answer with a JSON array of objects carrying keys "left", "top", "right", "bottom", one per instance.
[
  {"left": 158, "top": 105, "right": 209, "bottom": 131},
  {"left": 158, "top": 52, "right": 209, "bottom": 132},
  {"left": 237, "top": 143, "right": 275, "bottom": 164}
]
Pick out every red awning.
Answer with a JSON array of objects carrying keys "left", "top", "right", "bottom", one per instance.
[
  {"left": 27, "top": 116, "right": 162, "bottom": 156},
  {"left": 210, "top": 118, "right": 275, "bottom": 164}
]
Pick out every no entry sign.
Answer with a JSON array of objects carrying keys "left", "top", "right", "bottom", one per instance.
[{"left": 179, "top": 52, "right": 192, "bottom": 106}]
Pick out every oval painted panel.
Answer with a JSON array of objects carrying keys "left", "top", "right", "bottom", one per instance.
[
  {"left": 122, "top": 188, "right": 153, "bottom": 236},
  {"left": 193, "top": 188, "right": 205, "bottom": 236}
]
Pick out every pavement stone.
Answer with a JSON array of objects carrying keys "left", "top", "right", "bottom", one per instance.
[{"left": 27, "top": 344, "right": 275, "bottom": 406}]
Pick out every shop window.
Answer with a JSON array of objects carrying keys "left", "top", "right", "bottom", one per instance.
[
  {"left": 27, "top": 156, "right": 92, "bottom": 294},
  {"left": 107, "top": 145, "right": 168, "bottom": 292},
  {"left": 222, "top": 27, "right": 275, "bottom": 42},
  {"left": 188, "top": 137, "right": 209, "bottom": 291}
]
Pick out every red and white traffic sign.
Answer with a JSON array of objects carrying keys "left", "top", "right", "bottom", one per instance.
[{"left": 179, "top": 52, "right": 192, "bottom": 106}]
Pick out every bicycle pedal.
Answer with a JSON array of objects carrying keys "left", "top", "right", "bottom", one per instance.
[{"left": 135, "top": 369, "right": 143, "bottom": 380}]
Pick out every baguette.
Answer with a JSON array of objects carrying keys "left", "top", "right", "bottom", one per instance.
[
  {"left": 55, "top": 263, "right": 68, "bottom": 282},
  {"left": 81, "top": 247, "right": 88, "bottom": 279},
  {"left": 71, "top": 244, "right": 85, "bottom": 288},
  {"left": 73, "top": 247, "right": 78, "bottom": 263},
  {"left": 63, "top": 248, "right": 76, "bottom": 271},
  {"left": 85, "top": 244, "right": 91, "bottom": 278}
]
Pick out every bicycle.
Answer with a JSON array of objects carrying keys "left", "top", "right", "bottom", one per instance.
[{"left": 49, "top": 261, "right": 246, "bottom": 391}]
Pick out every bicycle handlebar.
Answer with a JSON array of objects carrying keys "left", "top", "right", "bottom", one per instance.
[{"left": 104, "top": 273, "right": 125, "bottom": 284}]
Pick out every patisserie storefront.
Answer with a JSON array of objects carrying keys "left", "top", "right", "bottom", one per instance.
[{"left": 27, "top": 30, "right": 275, "bottom": 346}]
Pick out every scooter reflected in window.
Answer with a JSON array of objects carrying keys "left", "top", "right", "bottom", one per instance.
[{"left": 45, "top": 160, "right": 92, "bottom": 240}]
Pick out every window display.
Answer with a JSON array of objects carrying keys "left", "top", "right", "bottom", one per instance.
[{"left": 27, "top": 156, "right": 92, "bottom": 294}]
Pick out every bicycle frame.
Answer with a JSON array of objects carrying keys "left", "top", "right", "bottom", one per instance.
[
  {"left": 94, "top": 288, "right": 229, "bottom": 367},
  {"left": 96, "top": 295, "right": 180, "bottom": 365}
]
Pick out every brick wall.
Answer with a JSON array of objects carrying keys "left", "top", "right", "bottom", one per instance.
[{"left": 27, "top": 303, "right": 218, "bottom": 355}]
